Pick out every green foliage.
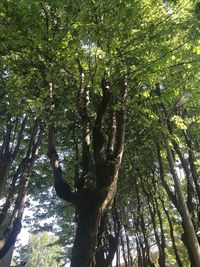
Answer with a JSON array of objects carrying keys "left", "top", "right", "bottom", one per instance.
[
  {"left": 25, "top": 232, "right": 64, "bottom": 267},
  {"left": 0, "top": 0, "right": 200, "bottom": 265}
]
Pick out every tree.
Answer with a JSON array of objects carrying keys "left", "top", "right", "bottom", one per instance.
[
  {"left": 14, "top": 232, "right": 63, "bottom": 267},
  {"left": 0, "top": 0, "right": 200, "bottom": 266}
]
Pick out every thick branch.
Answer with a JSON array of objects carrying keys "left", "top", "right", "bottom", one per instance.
[
  {"left": 76, "top": 59, "right": 92, "bottom": 179},
  {"left": 114, "top": 78, "right": 127, "bottom": 160},
  {"left": 93, "top": 73, "right": 111, "bottom": 161},
  {"left": 107, "top": 111, "right": 116, "bottom": 155},
  {"left": 0, "top": 116, "right": 12, "bottom": 158},
  {"left": 47, "top": 124, "right": 77, "bottom": 204},
  {"left": 114, "top": 110, "right": 125, "bottom": 161},
  {"left": 12, "top": 116, "right": 27, "bottom": 159},
  {"left": 12, "top": 117, "right": 27, "bottom": 159}
]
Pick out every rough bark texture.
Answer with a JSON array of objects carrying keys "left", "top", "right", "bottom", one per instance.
[
  {"left": 71, "top": 202, "right": 101, "bottom": 267},
  {"left": 47, "top": 71, "right": 127, "bottom": 266}
]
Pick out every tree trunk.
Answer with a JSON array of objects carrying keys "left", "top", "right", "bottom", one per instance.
[
  {"left": 157, "top": 143, "right": 197, "bottom": 266},
  {"left": 47, "top": 67, "right": 127, "bottom": 266},
  {"left": 164, "top": 138, "right": 200, "bottom": 266},
  {"left": 0, "top": 118, "right": 42, "bottom": 261},
  {"left": 172, "top": 139, "right": 195, "bottom": 214},
  {"left": 152, "top": 175, "right": 166, "bottom": 267},
  {"left": 71, "top": 201, "right": 101, "bottom": 267},
  {"left": 161, "top": 201, "right": 183, "bottom": 267},
  {"left": 124, "top": 226, "right": 132, "bottom": 267},
  {"left": 183, "top": 129, "right": 200, "bottom": 205},
  {"left": 135, "top": 234, "right": 143, "bottom": 267},
  {"left": 120, "top": 231, "right": 128, "bottom": 267},
  {"left": 0, "top": 244, "right": 14, "bottom": 267}
]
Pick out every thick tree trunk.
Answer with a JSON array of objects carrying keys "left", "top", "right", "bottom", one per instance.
[
  {"left": 0, "top": 244, "right": 14, "bottom": 267},
  {"left": 95, "top": 212, "right": 118, "bottom": 267},
  {"left": 71, "top": 202, "right": 101, "bottom": 267},
  {"left": 47, "top": 67, "right": 127, "bottom": 266}
]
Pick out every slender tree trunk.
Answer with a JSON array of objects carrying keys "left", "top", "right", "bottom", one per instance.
[
  {"left": 148, "top": 200, "right": 165, "bottom": 267},
  {"left": 155, "top": 200, "right": 166, "bottom": 267},
  {"left": 113, "top": 200, "right": 120, "bottom": 267},
  {"left": 140, "top": 216, "right": 155, "bottom": 267},
  {"left": 134, "top": 180, "right": 145, "bottom": 266},
  {"left": 151, "top": 174, "right": 166, "bottom": 266},
  {"left": 120, "top": 229, "right": 128, "bottom": 267},
  {"left": 164, "top": 138, "right": 200, "bottom": 266},
  {"left": 140, "top": 177, "right": 165, "bottom": 267},
  {"left": 116, "top": 246, "right": 120, "bottom": 267},
  {"left": 183, "top": 130, "right": 200, "bottom": 205},
  {"left": 124, "top": 226, "right": 132, "bottom": 267},
  {"left": 0, "top": 116, "right": 26, "bottom": 197},
  {"left": 157, "top": 143, "right": 197, "bottom": 265},
  {"left": 135, "top": 179, "right": 153, "bottom": 267},
  {"left": 135, "top": 234, "right": 143, "bottom": 267},
  {"left": 172, "top": 139, "right": 195, "bottom": 214},
  {"left": 0, "top": 118, "right": 42, "bottom": 260},
  {"left": 161, "top": 200, "right": 183, "bottom": 267}
]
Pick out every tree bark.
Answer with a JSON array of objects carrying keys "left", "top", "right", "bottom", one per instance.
[
  {"left": 161, "top": 200, "right": 183, "bottom": 267},
  {"left": 164, "top": 138, "right": 200, "bottom": 266},
  {"left": 0, "top": 117, "right": 42, "bottom": 260},
  {"left": 157, "top": 143, "right": 197, "bottom": 265},
  {"left": 47, "top": 68, "right": 127, "bottom": 266},
  {"left": 183, "top": 129, "right": 200, "bottom": 205},
  {"left": 0, "top": 244, "right": 14, "bottom": 267},
  {"left": 71, "top": 199, "right": 101, "bottom": 267}
]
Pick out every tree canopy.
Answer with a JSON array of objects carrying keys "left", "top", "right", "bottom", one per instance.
[{"left": 0, "top": 0, "right": 200, "bottom": 266}]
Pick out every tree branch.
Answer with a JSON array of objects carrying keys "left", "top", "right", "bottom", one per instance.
[
  {"left": 114, "top": 78, "right": 127, "bottom": 160},
  {"left": 47, "top": 124, "right": 77, "bottom": 204},
  {"left": 93, "top": 72, "right": 111, "bottom": 162},
  {"left": 12, "top": 116, "right": 27, "bottom": 159},
  {"left": 107, "top": 111, "right": 116, "bottom": 155}
]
